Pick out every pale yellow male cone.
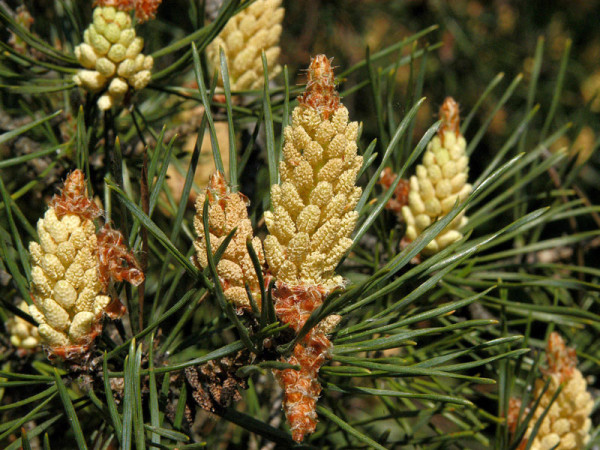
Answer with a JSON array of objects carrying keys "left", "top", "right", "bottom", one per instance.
[
  {"left": 263, "top": 55, "right": 362, "bottom": 289},
  {"left": 206, "top": 0, "right": 283, "bottom": 91},
  {"left": 402, "top": 97, "right": 472, "bottom": 255},
  {"left": 28, "top": 170, "right": 142, "bottom": 359},
  {"left": 193, "top": 172, "right": 265, "bottom": 313},
  {"left": 73, "top": 6, "right": 153, "bottom": 110},
  {"left": 264, "top": 55, "right": 361, "bottom": 443},
  {"left": 509, "top": 333, "right": 594, "bottom": 450},
  {"left": 524, "top": 369, "right": 593, "bottom": 450},
  {"left": 29, "top": 206, "right": 111, "bottom": 351}
]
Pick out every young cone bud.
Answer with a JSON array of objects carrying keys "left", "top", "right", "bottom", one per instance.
[{"left": 401, "top": 97, "right": 472, "bottom": 255}]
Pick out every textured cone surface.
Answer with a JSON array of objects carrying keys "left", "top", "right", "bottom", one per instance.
[
  {"left": 265, "top": 55, "right": 359, "bottom": 442},
  {"left": 28, "top": 170, "right": 141, "bottom": 359},
  {"left": 509, "top": 333, "right": 593, "bottom": 450},
  {"left": 264, "top": 55, "right": 362, "bottom": 288},
  {"left": 193, "top": 171, "right": 264, "bottom": 313},
  {"left": 272, "top": 283, "right": 333, "bottom": 442},
  {"left": 73, "top": 6, "right": 153, "bottom": 110},
  {"left": 6, "top": 300, "right": 40, "bottom": 350},
  {"left": 401, "top": 96, "right": 472, "bottom": 255},
  {"left": 29, "top": 205, "right": 109, "bottom": 353},
  {"left": 206, "top": 0, "right": 283, "bottom": 91},
  {"left": 275, "top": 334, "right": 331, "bottom": 442}
]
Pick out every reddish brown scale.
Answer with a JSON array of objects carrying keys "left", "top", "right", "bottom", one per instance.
[
  {"left": 273, "top": 283, "right": 328, "bottom": 332},
  {"left": 133, "top": 0, "right": 162, "bottom": 22},
  {"left": 48, "top": 345, "right": 90, "bottom": 361},
  {"left": 298, "top": 54, "right": 341, "bottom": 120},
  {"left": 97, "top": 225, "right": 144, "bottom": 289},
  {"left": 92, "top": 0, "right": 161, "bottom": 21},
  {"left": 271, "top": 281, "right": 335, "bottom": 442},
  {"left": 507, "top": 397, "right": 524, "bottom": 434},
  {"left": 207, "top": 170, "right": 229, "bottom": 199},
  {"left": 379, "top": 167, "right": 410, "bottom": 219},
  {"left": 275, "top": 333, "right": 331, "bottom": 442},
  {"left": 50, "top": 169, "right": 102, "bottom": 220},
  {"left": 544, "top": 331, "right": 577, "bottom": 381},
  {"left": 104, "top": 296, "right": 127, "bottom": 320},
  {"left": 439, "top": 96, "right": 461, "bottom": 146}
]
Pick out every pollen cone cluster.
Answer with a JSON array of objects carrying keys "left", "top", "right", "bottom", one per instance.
[
  {"left": 73, "top": 5, "right": 153, "bottom": 111},
  {"left": 6, "top": 300, "right": 40, "bottom": 350},
  {"left": 193, "top": 172, "right": 265, "bottom": 314},
  {"left": 28, "top": 170, "right": 143, "bottom": 359},
  {"left": 401, "top": 97, "right": 472, "bottom": 255},
  {"left": 206, "top": 0, "right": 283, "bottom": 91},
  {"left": 265, "top": 55, "right": 361, "bottom": 442},
  {"left": 263, "top": 56, "right": 362, "bottom": 288},
  {"left": 509, "top": 333, "right": 593, "bottom": 450}
]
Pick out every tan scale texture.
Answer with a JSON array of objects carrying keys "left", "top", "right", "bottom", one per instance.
[
  {"left": 27, "top": 169, "right": 142, "bottom": 359},
  {"left": 6, "top": 300, "right": 40, "bottom": 350},
  {"left": 73, "top": 6, "right": 153, "bottom": 110},
  {"left": 206, "top": 0, "right": 283, "bottom": 91},
  {"left": 402, "top": 97, "right": 472, "bottom": 255},
  {"left": 266, "top": 54, "right": 362, "bottom": 443},
  {"left": 524, "top": 370, "right": 593, "bottom": 449},
  {"left": 28, "top": 207, "right": 111, "bottom": 349},
  {"left": 514, "top": 333, "right": 594, "bottom": 450},
  {"left": 193, "top": 172, "right": 265, "bottom": 313},
  {"left": 263, "top": 105, "right": 362, "bottom": 288}
]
